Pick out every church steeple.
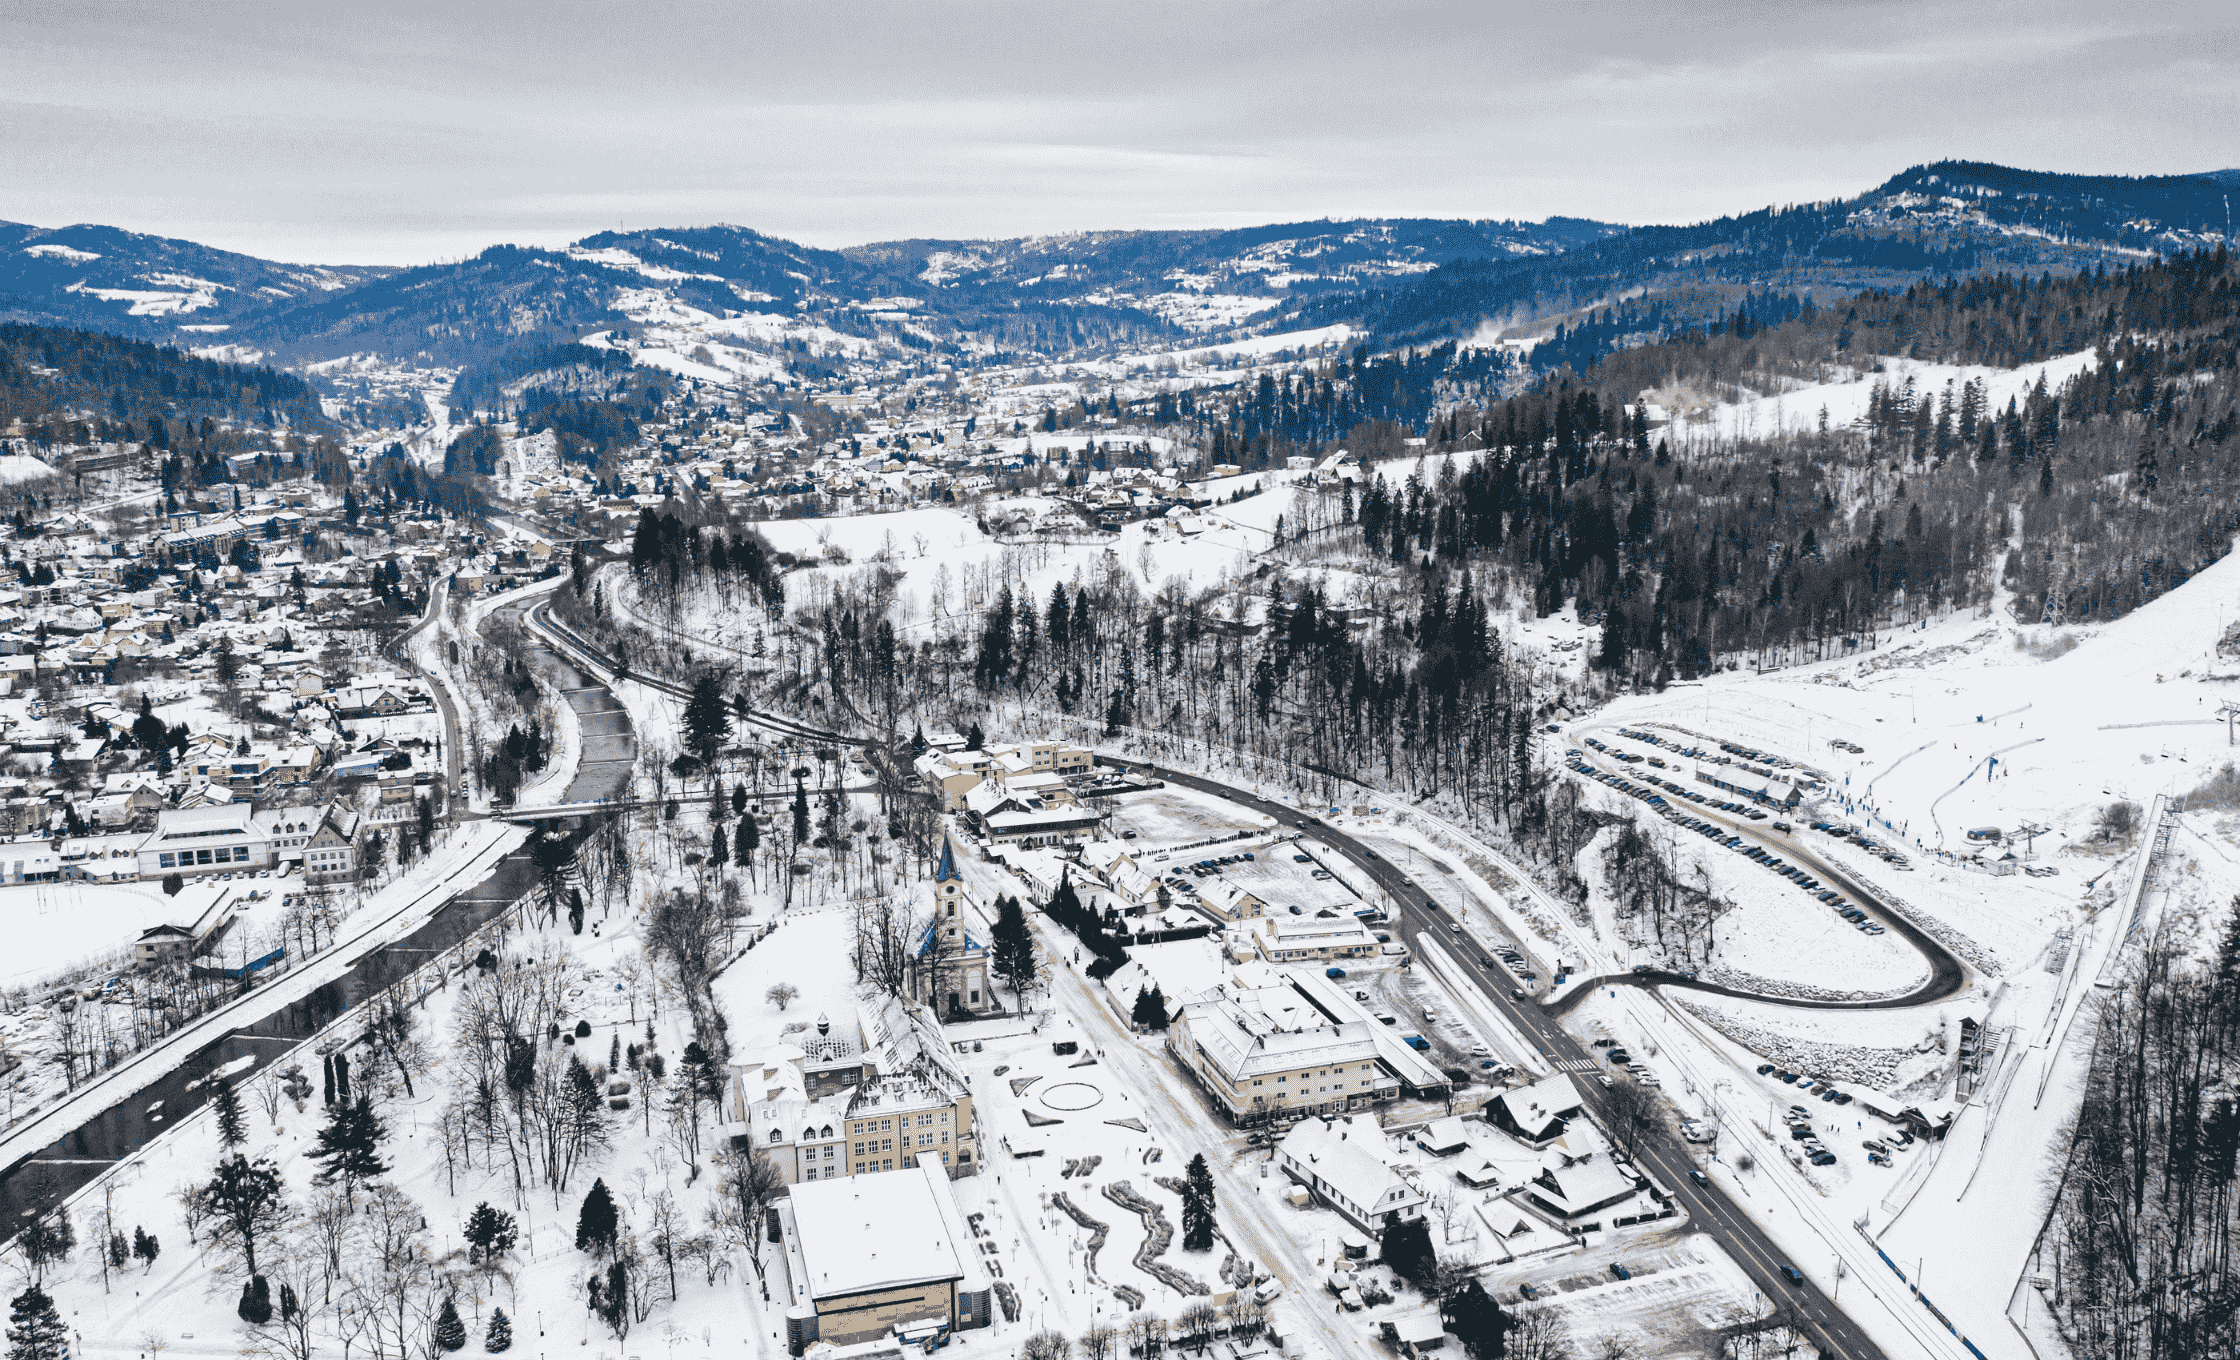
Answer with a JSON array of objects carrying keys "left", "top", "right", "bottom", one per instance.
[{"left": 934, "top": 835, "right": 959, "bottom": 884}]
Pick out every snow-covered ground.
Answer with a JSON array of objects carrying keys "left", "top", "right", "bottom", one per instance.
[{"left": 1660, "top": 348, "right": 2100, "bottom": 448}]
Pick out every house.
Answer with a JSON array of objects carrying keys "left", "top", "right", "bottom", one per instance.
[
  {"left": 1275, "top": 1115, "right": 1428, "bottom": 1238},
  {"left": 1198, "top": 880, "right": 1266, "bottom": 923},
  {"left": 912, "top": 753, "right": 984, "bottom": 812},
  {"left": 332, "top": 684, "right": 409, "bottom": 718},
  {"left": 1487, "top": 1074, "right": 1584, "bottom": 1148},
  {"left": 773, "top": 1162, "right": 993, "bottom": 1354},
  {"left": 1518, "top": 1132, "right": 1640, "bottom": 1221},
  {"left": 134, "top": 923, "right": 196, "bottom": 966}
]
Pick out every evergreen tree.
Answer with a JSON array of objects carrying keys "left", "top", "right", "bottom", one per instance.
[
  {"left": 211, "top": 1076, "right": 248, "bottom": 1148},
  {"left": 1441, "top": 1279, "right": 1509, "bottom": 1360},
  {"left": 735, "top": 816, "right": 758, "bottom": 873},
  {"left": 6, "top": 1285, "right": 68, "bottom": 1360},
  {"left": 1131, "top": 984, "right": 1169, "bottom": 1031},
  {"left": 681, "top": 675, "right": 732, "bottom": 767},
  {"left": 991, "top": 895, "right": 1037, "bottom": 998},
  {"left": 132, "top": 1227, "right": 159, "bottom": 1272},
  {"left": 463, "top": 1202, "right": 519, "bottom": 1266},
  {"left": 200, "top": 1154, "right": 285, "bottom": 1277},
  {"left": 710, "top": 823, "right": 729, "bottom": 868},
  {"left": 433, "top": 1297, "right": 467, "bottom": 1352},
  {"left": 790, "top": 781, "right": 810, "bottom": 845},
  {"left": 307, "top": 1096, "right": 390, "bottom": 1204},
  {"left": 576, "top": 1178, "right": 619, "bottom": 1258},
  {"left": 237, "top": 1275, "right": 272, "bottom": 1325},
  {"left": 1181, "top": 1152, "right": 1216, "bottom": 1251},
  {"left": 1382, "top": 1217, "right": 1437, "bottom": 1289},
  {"left": 486, "top": 1308, "right": 513, "bottom": 1353}
]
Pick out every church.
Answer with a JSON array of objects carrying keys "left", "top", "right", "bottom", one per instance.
[{"left": 910, "top": 836, "right": 1000, "bottom": 1019}]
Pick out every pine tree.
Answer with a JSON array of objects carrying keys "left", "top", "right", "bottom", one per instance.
[
  {"left": 681, "top": 675, "right": 732, "bottom": 768},
  {"left": 485, "top": 1307, "right": 513, "bottom": 1353},
  {"left": 211, "top": 1077, "right": 248, "bottom": 1147},
  {"left": 1181, "top": 1152, "right": 1216, "bottom": 1251},
  {"left": 132, "top": 1226, "right": 159, "bottom": 1271},
  {"left": 308, "top": 1096, "right": 389, "bottom": 1204},
  {"left": 710, "top": 823, "right": 729, "bottom": 868},
  {"left": 992, "top": 895, "right": 1037, "bottom": 998},
  {"left": 1131, "top": 985, "right": 1168, "bottom": 1030},
  {"left": 735, "top": 817, "right": 758, "bottom": 876},
  {"left": 463, "top": 1202, "right": 519, "bottom": 1266},
  {"left": 576, "top": 1178, "right": 619, "bottom": 1258},
  {"left": 1442, "top": 1279, "right": 1509, "bottom": 1360},
  {"left": 433, "top": 1297, "right": 467, "bottom": 1351},
  {"left": 6, "top": 1285, "right": 68, "bottom": 1360}
]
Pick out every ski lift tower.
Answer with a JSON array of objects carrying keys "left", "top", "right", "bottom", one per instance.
[
  {"left": 2219, "top": 699, "right": 2240, "bottom": 747},
  {"left": 2015, "top": 820, "right": 2050, "bottom": 857}
]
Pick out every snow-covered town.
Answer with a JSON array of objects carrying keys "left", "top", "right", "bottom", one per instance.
[{"left": 3, "top": 71, "right": 2239, "bottom": 1360}]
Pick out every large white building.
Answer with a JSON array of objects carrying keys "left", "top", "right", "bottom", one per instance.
[
  {"left": 136, "top": 805, "right": 270, "bottom": 879},
  {"left": 1167, "top": 972, "right": 1398, "bottom": 1124},
  {"left": 774, "top": 1161, "right": 994, "bottom": 1354}
]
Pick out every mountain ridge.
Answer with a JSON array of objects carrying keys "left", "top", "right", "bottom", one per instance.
[{"left": 2, "top": 161, "right": 2233, "bottom": 380}]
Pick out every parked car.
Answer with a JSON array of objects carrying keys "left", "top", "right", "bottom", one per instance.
[{"left": 1609, "top": 1263, "right": 1631, "bottom": 1281}]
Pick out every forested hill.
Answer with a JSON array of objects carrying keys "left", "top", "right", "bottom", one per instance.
[
  {"left": 1356, "top": 247, "right": 2240, "bottom": 686},
  {"left": 0, "top": 322, "right": 335, "bottom": 443},
  {"left": 1328, "top": 162, "right": 2240, "bottom": 349}
]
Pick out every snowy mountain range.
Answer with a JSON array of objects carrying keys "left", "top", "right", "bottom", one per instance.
[{"left": 2, "top": 161, "right": 2233, "bottom": 377}]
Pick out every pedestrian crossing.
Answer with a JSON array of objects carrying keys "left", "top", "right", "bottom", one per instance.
[{"left": 1552, "top": 1059, "right": 1603, "bottom": 1074}]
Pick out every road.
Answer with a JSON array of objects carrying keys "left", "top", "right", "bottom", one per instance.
[
  {"left": 1118, "top": 757, "right": 1905, "bottom": 1360},
  {"left": 1550, "top": 726, "right": 1969, "bottom": 1013}
]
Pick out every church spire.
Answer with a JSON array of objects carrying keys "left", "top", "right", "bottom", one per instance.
[{"left": 934, "top": 835, "right": 959, "bottom": 883}]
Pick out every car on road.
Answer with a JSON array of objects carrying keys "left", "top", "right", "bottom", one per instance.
[
  {"left": 1609, "top": 1263, "right": 1631, "bottom": 1281},
  {"left": 1689, "top": 1169, "right": 1709, "bottom": 1186},
  {"left": 1518, "top": 1281, "right": 1540, "bottom": 1299},
  {"left": 1326, "top": 967, "right": 1348, "bottom": 979},
  {"left": 1756, "top": 1063, "right": 1775, "bottom": 1075},
  {"left": 1781, "top": 1266, "right": 1804, "bottom": 1285},
  {"left": 1511, "top": 988, "right": 1525, "bottom": 1001}
]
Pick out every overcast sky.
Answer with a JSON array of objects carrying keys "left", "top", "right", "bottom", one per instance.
[{"left": 3, "top": 0, "right": 2235, "bottom": 266}]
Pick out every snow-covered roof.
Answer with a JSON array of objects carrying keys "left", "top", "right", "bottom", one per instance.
[{"left": 786, "top": 1160, "right": 973, "bottom": 1302}]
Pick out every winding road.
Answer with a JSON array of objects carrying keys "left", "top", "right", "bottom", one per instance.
[{"left": 1547, "top": 724, "right": 1969, "bottom": 1014}]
